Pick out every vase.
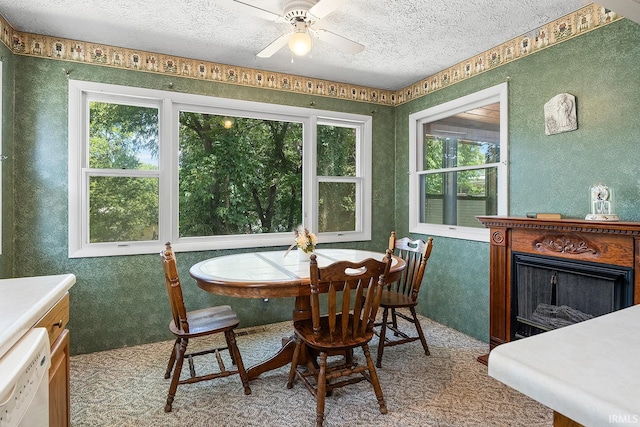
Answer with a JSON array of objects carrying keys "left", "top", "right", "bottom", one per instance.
[{"left": 297, "top": 247, "right": 312, "bottom": 261}]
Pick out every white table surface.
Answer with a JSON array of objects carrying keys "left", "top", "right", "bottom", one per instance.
[
  {"left": 191, "top": 248, "right": 397, "bottom": 283},
  {"left": 0, "top": 274, "right": 76, "bottom": 359},
  {"left": 488, "top": 304, "right": 640, "bottom": 426}
]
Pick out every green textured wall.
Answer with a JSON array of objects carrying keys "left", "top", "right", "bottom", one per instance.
[
  {"left": 5, "top": 18, "right": 640, "bottom": 354},
  {"left": 0, "top": 43, "right": 14, "bottom": 277},
  {"left": 10, "top": 57, "right": 395, "bottom": 354},
  {"left": 395, "top": 19, "right": 640, "bottom": 342}
]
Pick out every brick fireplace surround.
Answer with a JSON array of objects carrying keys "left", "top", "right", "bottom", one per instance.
[{"left": 476, "top": 216, "right": 640, "bottom": 365}]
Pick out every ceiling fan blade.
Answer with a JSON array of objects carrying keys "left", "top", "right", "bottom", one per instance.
[
  {"left": 256, "top": 33, "right": 291, "bottom": 58},
  {"left": 313, "top": 29, "right": 364, "bottom": 54},
  {"left": 226, "top": 0, "right": 283, "bottom": 22},
  {"left": 307, "top": 0, "right": 343, "bottom": 21}
]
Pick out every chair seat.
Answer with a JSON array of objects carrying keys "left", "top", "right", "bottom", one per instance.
[
  {"left": 294, "top": 314, "right": 375, "bottom": 351},
  {"left": 169, "top": 305, "right": 240, "bottom": 338},
  {"left": 379, "top": 290, "right": 417, "bottom": 308}
]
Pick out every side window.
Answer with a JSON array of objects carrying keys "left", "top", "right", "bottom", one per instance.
[
  {"left": 316, "top": 119, "right": 370, "bottom": 239},
  {"left": 69, "top": 80, "right": 372, "bottom": 257},
  {"left": 87, "top": 100, "right": 160, "bottom": 244},
  {"left": 409, "top": 83, "right": 508, "bottom": 241}
]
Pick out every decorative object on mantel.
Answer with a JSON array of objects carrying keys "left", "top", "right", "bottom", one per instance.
[
  {"left": 585, "top": 184, "right": 619, "bottom": 221},
  {"left": 525, "top": 212, "right": 561, "bottom": 219},
  {"left": 544, "top": 93, "right": 577, "bottom": 135}
]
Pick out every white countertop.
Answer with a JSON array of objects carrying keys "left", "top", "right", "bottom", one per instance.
[
  {"left": 488, "top": 304, "right": 640, "bottom": 426},
  {"left": 0, "top": 274, "right": 76, "bottom": 358}
]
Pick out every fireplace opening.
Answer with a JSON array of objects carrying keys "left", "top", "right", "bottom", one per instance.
[{"left": 511, "top": 252, "right": 633, "bottom": 340}]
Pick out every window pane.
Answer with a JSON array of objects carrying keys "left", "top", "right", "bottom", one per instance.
[
  {"left": 178, "top": 113, "right": 303, "bottom": 237},
  {"left": 420, "top": 167, "right": 498, "bottom": 228},
  {"left": 318, "top": 182, "right": 356, "bottom": 232},
  {"left": 89, "top": 102, "right": 159, "bottom": 170},
  {"left": 421, "top": 102, "right": 500, "bottom": 171},
  {"left": 89, "top": 176, "right": 159, "bottom": 242},
  {"left": 317, "top": 124, "right": 356, "bottom": 176}
]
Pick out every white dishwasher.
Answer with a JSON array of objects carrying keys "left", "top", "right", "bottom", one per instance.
[{"left": 0, "top": 328, "right": 50, "bottom": 427}]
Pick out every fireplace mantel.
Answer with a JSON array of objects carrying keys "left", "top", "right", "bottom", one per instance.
[
  {"left": 477, "top": 216, "right": 640, "bottom": 236},
  {"left": 476, "top": 216, "right": 640, "bottom": 365}
]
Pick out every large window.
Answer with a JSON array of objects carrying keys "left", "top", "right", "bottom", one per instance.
[
  {"left": 69, "top": 81, "right": 372, "bottom": 257},
  {"left": 409, "top": 83, "right": 508, "bottom": 241},
  {"left": 177, "top": 111, "right": 303, "bottom": 237}
]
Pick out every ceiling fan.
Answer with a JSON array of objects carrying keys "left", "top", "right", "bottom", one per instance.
[{"left": 225, "top": 0, "right": 365, "bottom": 58}]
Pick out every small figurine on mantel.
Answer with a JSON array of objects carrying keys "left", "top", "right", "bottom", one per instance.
[{"left": 585, "top": 184, "right": 619, "bottom": 221}]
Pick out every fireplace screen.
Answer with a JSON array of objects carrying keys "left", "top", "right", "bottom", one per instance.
[{"left": 512, "top": 253, "right": 633, "bottom": 339}]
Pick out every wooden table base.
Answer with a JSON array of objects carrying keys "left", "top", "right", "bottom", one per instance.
[
  {"left": 190, "top": 250, "right": 406, "bottom": 381},
  {"left": 246, "top": 337, "right": 297, "bottom": 380}
]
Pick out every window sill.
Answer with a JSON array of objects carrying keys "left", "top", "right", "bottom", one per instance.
[{"left": 409, "top": 223, "right": 490, "bottom": 242}]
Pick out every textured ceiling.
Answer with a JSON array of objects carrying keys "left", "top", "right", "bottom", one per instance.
[{"left": 0, "top": 0, "right": 588, "bottom": 90}]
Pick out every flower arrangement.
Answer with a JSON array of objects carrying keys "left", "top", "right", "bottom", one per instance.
[{"left": 294, "top": 226, "right": 317, "bottom": 253}]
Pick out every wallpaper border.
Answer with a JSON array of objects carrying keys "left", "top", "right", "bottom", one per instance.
[{"left": 0, "top": 3, "right": 620, "bottom": 106}]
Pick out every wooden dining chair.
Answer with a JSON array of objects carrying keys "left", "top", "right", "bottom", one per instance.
[
  {"left": 160, "top": 242, "right": 251, "bottom": 412},
  {"left": 287, "top": 251, "right": 393, "bottom": 427},
  {"left": 374, "top": 231, "right": 434, "bottom": 367}
]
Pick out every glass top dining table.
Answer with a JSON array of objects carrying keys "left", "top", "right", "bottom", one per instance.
[{"left": 189, "top": 248, "right": 405, "bottom": 380}]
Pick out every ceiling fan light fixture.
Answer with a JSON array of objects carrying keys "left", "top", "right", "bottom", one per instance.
[{"left": 288, "top": 21, "right": 312, "bottom": 56}]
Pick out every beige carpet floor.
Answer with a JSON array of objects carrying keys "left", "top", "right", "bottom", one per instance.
[{"left": 70, "top": 314, "right": 551, "bottom": 426}]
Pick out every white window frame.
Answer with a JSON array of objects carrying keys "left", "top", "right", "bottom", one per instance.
[
  {"left": 314, "top": 117, "right": 371, "bottom": 242},
  {"left": 408, "top": 82, "right": 508, "bottom": 242},
  {"left": 69, "top": 80, "right": 372, "bottom": 258},
  {"left": 0, "top": 61, "right": 3, "bottom": 255}
]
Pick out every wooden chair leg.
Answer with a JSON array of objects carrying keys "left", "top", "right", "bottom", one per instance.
[
  {"left": 410, "top": 306, "right": 430, "bottom": 355},
  {"left": 363, "top": 344, "right": 388, "bottom": 415},
  {"left": 225, "top": 331, "right": 251, "bottom": 395},
  {"left": 391, "top": 308, "right": 399, "bottom": 336},
  {"left": 165, "top": 338, "right": 188, "bottom": 412},
  {"left": 316, "top": 352, "right": 328, "bottom": 427},
  {"left": 376, "top": 307, "right": 390, "bottom": 368},
  {"left": 345, "top": 348, "right": 354, "bottom": 366},
  {"left": 164, "top": 337, "right": 180, "bottom": 379},
  {"left": 287, "top": 338, "right": 303, "bottom": 389},
  {"left": 228, "top": 336, "right": 237, "bottom": 366}
]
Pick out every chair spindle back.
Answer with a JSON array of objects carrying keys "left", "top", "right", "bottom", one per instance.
[
  {"left": 388, "top": 231, "right": 433, "bottom": 302},
  {"left": 161, "top": 242, "right": 190, "bottom": 334},
  {"left": 309, "top": 251, "right": 392, "bottom": 343}
]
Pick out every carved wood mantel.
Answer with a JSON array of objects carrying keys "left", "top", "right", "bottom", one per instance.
[{"left": 476, "top": 216, "right": 640, "bottom": 365}]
